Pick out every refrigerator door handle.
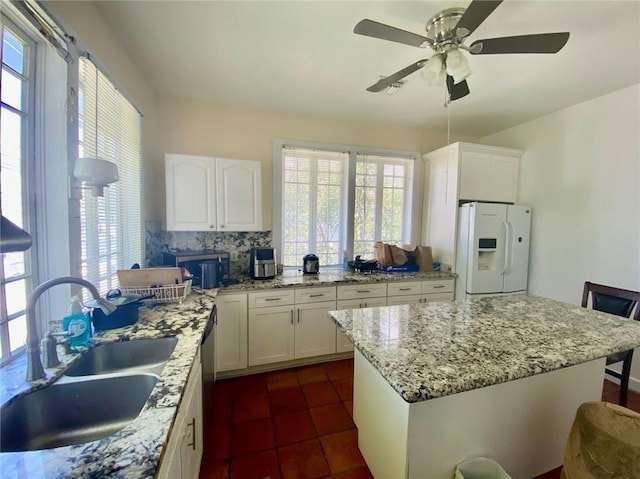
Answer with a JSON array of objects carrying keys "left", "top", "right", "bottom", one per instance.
[
  {"left": 500, "top": 220, "right": 510, "bottom": 275},
  {"left": 504, "top": 221, "right": 514, "bottom": 275}
]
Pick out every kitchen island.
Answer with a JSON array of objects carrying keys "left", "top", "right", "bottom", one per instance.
[
  {"left": 0, "top": 289, "right": 216, "bottom": 479},
  {"left": 328, "top": 294, "right": 640, "bottom": 479}
]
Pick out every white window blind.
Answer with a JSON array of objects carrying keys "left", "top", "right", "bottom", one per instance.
[
  {"left": 282, "top": 147, "right": 347, "bottom": 267},
  {"left": 78, "top": 57, "right": 142, "bottom": 295},
  {"left": 354, "top": 154, "right": 412, "bottom": 259}
]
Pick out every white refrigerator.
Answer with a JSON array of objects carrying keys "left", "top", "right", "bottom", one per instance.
[{"left": 455, "top": 202, "right": 531, "bottom": 298}]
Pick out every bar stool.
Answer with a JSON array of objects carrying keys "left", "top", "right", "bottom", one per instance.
[
  {"left": 562, "top": 401, "right": 640, "bottom": 479},
  {"left": 581, "top": 281, "right": 640, "bottom": 407}
]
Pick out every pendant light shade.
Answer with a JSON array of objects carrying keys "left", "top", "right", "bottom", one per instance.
[
  {"left": 445, "top": 48, "right": 472, "bottom": 85},
  {"left": 421, "top": 54, "right": 445, "bottom": 86},
  {"left": 74, "top": 157, "right": 119, "bottom": 197}
]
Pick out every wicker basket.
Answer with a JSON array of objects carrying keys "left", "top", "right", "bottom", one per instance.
[{"left": 121, "top": 279, "right": 192, "bottom": 304}]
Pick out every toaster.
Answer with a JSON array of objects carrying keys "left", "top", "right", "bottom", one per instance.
[{"left": 249, "top": 247, "right": 276, "bottom": 279}]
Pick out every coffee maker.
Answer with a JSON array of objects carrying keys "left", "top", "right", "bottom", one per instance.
[{"left": 249, "top": 247, "right": 276, "bottom": 279}]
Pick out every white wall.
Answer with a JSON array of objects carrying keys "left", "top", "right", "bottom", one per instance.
[{"left": 483, "top": 84, "right": 640, "bottom": 387}]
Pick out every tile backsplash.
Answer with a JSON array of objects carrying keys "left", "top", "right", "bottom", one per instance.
[{"left": 145, "top": 221, "right": 273, "bottom": 278}]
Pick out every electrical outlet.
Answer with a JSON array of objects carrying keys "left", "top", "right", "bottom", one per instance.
[{"left": 230, "top": 251, "right": 238, "bottom": 261}]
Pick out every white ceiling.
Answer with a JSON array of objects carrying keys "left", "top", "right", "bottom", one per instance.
[{"left": 95, "top": 1, "right": 640, "bottom": 138}]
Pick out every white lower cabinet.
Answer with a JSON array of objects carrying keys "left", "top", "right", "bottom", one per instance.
[
  {"left": 249, "top": 305, "right": 295, "bottom": 366},
  {"left": 157, "top": 354, "right": 203, "bottom": 479},
  {"left": 216, "top": 293, "right": 248, "bottom": 372},
  {"left": 248, "top": 288, "right": 337, "bottom": 366},
  {"left": 295, "top": 301, "right": 337, "bottom": 359}
]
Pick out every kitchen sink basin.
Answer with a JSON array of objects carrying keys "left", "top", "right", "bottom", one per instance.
[
  {"left": 64, "top": 336, "right": 178, "bottom": 377},
  {"left": 0, "top": 374, "right": 158, "bottom": 452}
]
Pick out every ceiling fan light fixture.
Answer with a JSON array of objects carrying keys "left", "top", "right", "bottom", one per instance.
[
  {"left": 445, "top": 48, "right": 473, "bottom": 85},
  {"left": 421, "top": 54, "right": 444, "bottom": 86}
]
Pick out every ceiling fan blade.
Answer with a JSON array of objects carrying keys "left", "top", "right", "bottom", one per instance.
[
  {"left": 455, "top": 0, "right": 502, "bottom": 38},
  {"left": 470, "top": 32, "right": 570, "bottom": 54},
  {"left": 366, "top": 59, "right": 428, "bottom": 92},
  {"left": 447, "top": 76, "right": 470, "bottom": 101},
  {"left": 354, "top": 19, "right": 431, "bottom": 48}
]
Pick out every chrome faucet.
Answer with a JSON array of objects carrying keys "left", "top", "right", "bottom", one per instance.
[{"left": 26, "top": 276, "right": 117, "bottom": 381}]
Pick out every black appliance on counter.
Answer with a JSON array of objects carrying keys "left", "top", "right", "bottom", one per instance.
[
  {"left": 249, "top": 247, "right": 276, "bottom": 279},
  {"left": 302, "top": 254, "right": 319, "bottom": 274},
  {"left": 163, "top": 250, "right": 230, "bottom": 287},
  {"left": 353, "top": 255, "right": 378, "bottom": 273}
]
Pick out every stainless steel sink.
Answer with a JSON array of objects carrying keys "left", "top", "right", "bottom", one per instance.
[
  {"left": 0, "top": 374, "right": 158, "bottom": 452},
  {"left": 64, "top": 337, "right": 178, "bottom": 377}
]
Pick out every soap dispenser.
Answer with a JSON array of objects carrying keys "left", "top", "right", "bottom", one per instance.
[{"left": 63, "top": 296, "right": 91, "bottom": 347}]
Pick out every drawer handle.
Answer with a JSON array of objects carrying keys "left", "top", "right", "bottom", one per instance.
[
  {"left": 356, "top": 290, "right": 371, "bottom": 293},
  {"left": 399, "top": 288, "right": 412, "bottom": 291},
  {"left": 310, "top": 293, "right": 324, "bottom": 297},
  {"left": 186, "top": 418, "right": 196, "bottom": 450},
  {"left": 433, "top": 285, "right": 445, "bottom": 289},
  {"left": 264, "top": 297, "right": 281, "bottom": 301}
]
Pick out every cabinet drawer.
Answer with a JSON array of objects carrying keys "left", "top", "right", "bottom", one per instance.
[
  {"left": 387, "top": 294, "right": 422, "bottom": 306},
  {"left": 387, "top": 281, "right": 422, "bottom": 297},
  {"left": 295, "top": 286, "right": 337, "bottom": 304},
  {"left": 337, "top": 283, "right": 387, "bottom": 300},
  {"left": 422, "top": 292, "right": 454, "bottom": 302},
  {"left": 422, "top": 280, "right": 454, "bottom": 294},
  {"left": 248, "top": 289, "right": 295, "bottom": 308}
]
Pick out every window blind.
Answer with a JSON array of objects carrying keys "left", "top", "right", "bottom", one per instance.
[{"left": 78, "top": 57, "right": 142, "bottom": 296}]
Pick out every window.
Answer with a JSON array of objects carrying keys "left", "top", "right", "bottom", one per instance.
[
  {"left": 354, "top": 154, "right": 412, "bottom": 259},
  {"left": 276, "top": 142, "right": 418, "bottom": 267},
  {"left": 282, "top": 148, "right": 347, "bottom": 266},
  {"left": 0, "top": 18, "right": 36, "bottom": 364},
  {"left": 78, "top": 57, "right": 143, "bottom": 296}
]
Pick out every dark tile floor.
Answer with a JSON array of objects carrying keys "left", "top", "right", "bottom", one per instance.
[{"left": 199, "top": 359, "right": 640, "bottom": 479}]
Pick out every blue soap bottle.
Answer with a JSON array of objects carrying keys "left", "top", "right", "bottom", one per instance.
[{"left": 63, "top": 296, "right": 91, "bottom": 348}]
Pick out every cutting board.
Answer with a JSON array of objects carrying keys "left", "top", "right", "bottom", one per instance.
[{"left": 117, "top": 267, "right": 182, "bottom": 288}]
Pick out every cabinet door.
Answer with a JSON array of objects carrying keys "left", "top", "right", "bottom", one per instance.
[
  {"left": 215, "top": 294, "right": 248, "bottom": 372},
  {"left": 166, "top": 154, "right": 217, "bottom": 231},
  {"left": 248, "top": 305, "right": 295, "bottom": 366},
  {"left": 489, "top": 156, "right": 519, "bottom": 203},
  {"left": 180, "top": 364, "right": 203, "bottom": 479},
  {"left": 294, "top": 301, "right": 337, "bottom": 359},
  {"left": 156, "top": 417, "right": 182, "bottom": 479},
  {"left": 215, "top": 158, "right": 263, "bottom": 231},
  {"left": 459, "top": 151, "right": 492, "bottom": 201}
]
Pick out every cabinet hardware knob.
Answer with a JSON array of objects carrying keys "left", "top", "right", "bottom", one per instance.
[
  {"left": 221, "top": 224, "right": 225, "bottom": 228},
  {"left": 209, "top": 225, "right": 214, "bottom": 229}
]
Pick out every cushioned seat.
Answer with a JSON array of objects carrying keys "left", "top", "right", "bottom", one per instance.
[
  {"left": 562, "top": 401, "right": 640, "bottom": 479},
  {"left": 581, "top": 282, "right": 640, "bottom": 407}
]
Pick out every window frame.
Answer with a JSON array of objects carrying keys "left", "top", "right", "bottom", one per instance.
[{"left": 273, "top": 138, "right": 421, "bottom": 267}]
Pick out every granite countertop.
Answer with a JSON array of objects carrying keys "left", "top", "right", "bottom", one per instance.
[
  {"left": 221, "top": 268, "right": 455, "bottom": 293},
  {"left": 0, "top": 288, "right": 217, "bottom": 479},
  {"left": 328, "top": 294, "right": 640, "bottom": 403}
]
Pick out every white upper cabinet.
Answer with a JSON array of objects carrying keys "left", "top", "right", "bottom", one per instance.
[
  {"left": 165, "top": 154, "right": 263, "bottom": 231},
  {"left": 459, "top": 149, "right": 520, "bottom": 203},
  {"left": 166, "top": 154, "right": 217, "bottom": 231},
  {"left": 215, "top": 158, "right": 262, "bottom": 231}
]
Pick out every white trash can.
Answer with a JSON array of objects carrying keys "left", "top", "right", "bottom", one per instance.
[{"left": 454, "top": 457, "right": 512, "bottom": 479}]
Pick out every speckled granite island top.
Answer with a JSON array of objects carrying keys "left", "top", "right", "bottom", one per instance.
[
  {"left": 328, "top": 294, "right": 640, "bottom": 403},
  {"left": 221, "top": 268, "right": 454, "bottom": 292},
  {"left": 0, "top": 288, "right": 216, "bottom": 479}
]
